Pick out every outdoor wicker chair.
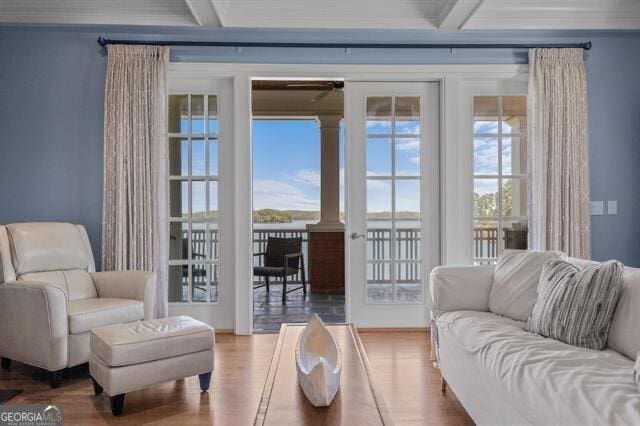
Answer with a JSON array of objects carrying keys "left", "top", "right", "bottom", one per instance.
[{"left": 253, "top": 236, "right": 306, "bottom": 302}]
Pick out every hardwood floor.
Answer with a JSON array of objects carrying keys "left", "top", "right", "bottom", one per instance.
[{"left": 0, "top": 332, "right": 473, "bottom": 425}]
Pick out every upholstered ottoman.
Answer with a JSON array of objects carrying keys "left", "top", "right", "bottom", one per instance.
[{"left": 89, "top": 316, "right": 214, "bottom": 416}]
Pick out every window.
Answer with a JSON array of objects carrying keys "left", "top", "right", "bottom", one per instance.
[
  {"left": 168, "top": 94, "right": 219, "bottom": 302},
  {"left": 473, "top": 96, "right": 527, "bottom": 264},
  {"left": 365, "top": 96, "right": 422, "bottom": 303}
]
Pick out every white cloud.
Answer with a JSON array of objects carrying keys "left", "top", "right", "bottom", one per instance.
[
  {"left": 396, "top": 139, "right": 420, "bottom": 152},
  {"left": 253, "top": 179, "right": 319, "bottom": 211},
  {"left": 290, "top": 169, "right": 321, "bottom": 187}
]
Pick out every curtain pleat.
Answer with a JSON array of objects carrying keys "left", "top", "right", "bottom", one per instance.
[
  {"left": 102, "top": 45, "right": 169, "bottom": 317},
  {"left": 527, "top": 48, "right": 590, "bottom": 259}
]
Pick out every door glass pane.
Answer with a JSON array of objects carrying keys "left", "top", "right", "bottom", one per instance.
[
  {"left": 396, "top": 138, "right": 420, "bottom": 176},
  {"left": 502, "top": 96, "right": 526, "bottom": 134},
  {"left": 208, "top": 140, "right": 218, "bottom": 176},
  {"left": 474, "top": 179, "right": 498, "bottom": 217},
  {"left": 502, "top": 178, "right": 526, "bottom": 217},
  {"left": 473, "top": 96, "right": 498, "bottom": 134},
  {"left": 191, "top": 223, "right": 207, "bottom": 260},
  {"left": 367, "top": 221, "right": 392, "bottom": 261},
  {"left": 169, "top": 222, "right": 188, "bottom": 260},
  {"left": 367, "top": 138, "right": 391, "bottom": 176},
  {"left": 210, "top": 264, "right": 219, "bottom": 302},
  {"left": 367, "top": 180, "right": 392, "bottom": 219},
  {"left": 395, "top": 180, "right": 420, "bottom": 219},
  {"left": 191, "top": 264, "right": 208, "bottom": 302},
  {"left": 396, "top": 262, "right": 421, "bottom": 302},
  {"left": 366, "top": 97, "right": 392, "bottom": 134},
  {"left": 207, "top": 95, "right": 218, "bottom": 134},
  {"left": 191, "top": 95, "right": 205, "bottom": 134},
  {"left": 367, "top": 262, "right": 392, "bottom": 302},
  {"left": 192, "top": 181, "right": 206, "bottom": 218},
  {"left": 396, "top": 225, "right": 421, "bottom": 260},
  {"left": 395, "top": 97, "right": 420, "bottom": 117},
  {"left": 192, "top": 139, "right": 206, "bottom": 176},
  {"left": 168, "top": 265, "right": 187, "bottom": 302},
  {"left": 503, "top": 220, "right": 528, "bottom": 250},
  {"left": 502, "top": 137, "right": 526, "bottom": 175},
  {"left": 207, "top": 223, "right": 219, "bottom": 261},
  {"left": 474, "top": 137, "right": 499, "bottom": 175},
  {"left": 169, "top": 181, "right": 188, "bottom": 218},
  {"left": 168, "top": 95, "right": 188, "bottom": 134},
  {"left": 207, "top": 181, "right": 218, "bottom": 220},
  {"left": 473, "top": 219, "right": 499, "bottom": 262},
  {"left": 169, "top": 138, "right": 188, "bottom": 176}
]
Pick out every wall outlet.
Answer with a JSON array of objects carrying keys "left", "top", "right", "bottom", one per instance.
[
  {"left": 590, "top": 201, "right": 604, "bottom": 215},
  {"left": 607, "top": 200, "right": 618, "bottom": 215}
]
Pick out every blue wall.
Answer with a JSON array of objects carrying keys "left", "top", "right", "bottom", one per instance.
[{"left": 1, "top": 25, "right": 640, "bottom": 267}]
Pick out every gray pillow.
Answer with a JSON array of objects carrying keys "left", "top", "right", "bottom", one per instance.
[
  {"left": 526, "top": 259, "right": 624, "bottom": 350},
  {"left": 489, "top": 250, "right": 566, "bottom": 321}
]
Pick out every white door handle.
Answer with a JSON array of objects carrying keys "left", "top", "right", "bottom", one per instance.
[{"left": 350, "top": 232, "right": 365, "bottom": 240}]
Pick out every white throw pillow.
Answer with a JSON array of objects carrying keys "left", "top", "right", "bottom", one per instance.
[{"left": 489, "top": 249, "right": 566, "bottom": 322}]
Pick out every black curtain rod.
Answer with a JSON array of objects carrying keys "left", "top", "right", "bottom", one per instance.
[{"left": 97, "top": 37, "right": 592, "bottom": 50}]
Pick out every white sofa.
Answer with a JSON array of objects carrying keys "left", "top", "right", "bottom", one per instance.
[{"left": 429, "top": 257, "right": 640, "bottom": 425}]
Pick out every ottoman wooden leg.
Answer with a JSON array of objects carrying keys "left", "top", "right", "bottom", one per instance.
[
  {"left": 199, "top": 372, "right": 212, "bottom": 391},
  {"left": 91, "top": 378, "right": 103, "bottom": 395},
  {"left": 110, "top": 394, "right": 126, "bottom": 416}
]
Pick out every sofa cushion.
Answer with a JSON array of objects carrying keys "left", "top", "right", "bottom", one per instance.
[
  {"left": 67, "top": 298, "right": 143, "bottom": 334},
  {"left": 527, "top": 260, "right": 624, "bottom": 350},
  {"left": 489, "top": 249, "right": 565, "bottom": 321},
  {"left": 7, "top": 222, "right": 92, "bottom": 275},
  {"left": 90, "top": 316, "right": 214, "bottom": 366},
  {"left": 20, "top": 269, "right": 97, "bottom": 301},
  {"left": 436, "top": 310, "right": 640, "bottom": 425},
  {"left": 607, "top": 267, "right": 640, "bottom": 359}
]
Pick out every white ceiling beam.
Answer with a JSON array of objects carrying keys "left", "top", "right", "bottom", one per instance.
[
  {"left": 437, "top": 0, "right": 484, "bottom": 31},
  {"left": 183, "top": 0, "right": 225, "bottom": 27}
]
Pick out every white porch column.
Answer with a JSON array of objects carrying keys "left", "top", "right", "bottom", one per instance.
[{"left": 308, "top": 114, "right": 343, "bottom": 231}]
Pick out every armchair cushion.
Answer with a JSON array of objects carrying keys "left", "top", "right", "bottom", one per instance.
[
  {"left": 67, "top": 298, "right": 143, "bottom": 334},
  {"left": 6, "top": 222, "right": 94, "bottom": 275},
  {"left": 20, "top": 269, "right": 97, "bottom": 301},
  {"left": 90, "top": 271, "right": 156, "bottom": 320}
]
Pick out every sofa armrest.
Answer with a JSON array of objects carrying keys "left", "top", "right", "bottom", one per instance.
[
  {"left": 0, "top": 281, "right": 68, "bottom": 371},
  {"left": 428, "top": 265, "right": 494, "bottom": 318},
  {"left": 91, "top": 271, "right": 156, "bottom": 320}
]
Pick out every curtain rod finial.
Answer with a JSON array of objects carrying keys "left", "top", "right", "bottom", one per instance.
[
  {"left": 98, "top": 37, "right": 108, "bottom": 47},
  {"left": 583, "top": 41, "right": 592, "bottom": 50}
]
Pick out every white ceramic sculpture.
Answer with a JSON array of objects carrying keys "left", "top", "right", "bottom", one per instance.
[{"left": 295, "top": 314, "right": 342, "bottom": 407}]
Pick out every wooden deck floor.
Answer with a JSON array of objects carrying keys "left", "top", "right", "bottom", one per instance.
[{"left": 0, "top": 331, "right": 473, "bottom": 425}]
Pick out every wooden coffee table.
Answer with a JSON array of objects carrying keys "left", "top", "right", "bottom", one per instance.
[{"left": 254, "top": 323, "right": 394, "bottom": 425}]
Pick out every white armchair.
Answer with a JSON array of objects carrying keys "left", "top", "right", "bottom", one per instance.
[{"left": 0, "top": 222, "right": 155, "bottom": 388}]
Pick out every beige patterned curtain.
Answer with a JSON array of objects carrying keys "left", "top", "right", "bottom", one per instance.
[
  {"left": 527, "top": 48, "right": 590, "bottom": 259},
  {"left": 102, "top": 45, "right": 169, "bottom": 317}
]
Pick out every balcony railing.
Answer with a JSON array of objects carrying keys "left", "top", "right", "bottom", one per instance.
[{"left": 182, "top": 226, "right": 524, "bottom": 289}]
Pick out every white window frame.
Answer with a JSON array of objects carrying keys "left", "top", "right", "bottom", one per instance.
[{"left": 472, "top": 95, "right": 528, "bottom": 264}]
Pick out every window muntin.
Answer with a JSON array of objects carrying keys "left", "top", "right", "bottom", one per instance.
[
  {"left": 473, "top": 96, "right": 527, "bottom": 264},
  {"left": 168, "top": 94, "right": 219, "bottom": 303}
]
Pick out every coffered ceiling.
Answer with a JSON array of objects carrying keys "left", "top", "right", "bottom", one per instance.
[{"left": 1, "top": 0, "right": 639, "bottom": 30}]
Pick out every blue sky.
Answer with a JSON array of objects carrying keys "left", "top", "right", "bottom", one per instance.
[{"left": 252, "top": 119, "right": 323, "bottom": 211}]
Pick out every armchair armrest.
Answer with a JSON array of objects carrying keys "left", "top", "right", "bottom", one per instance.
[
  {"left": 428, "top": 265, "right": 494, "bottom": 319},
  {"left": 0, "top": 281, "right": 68, "bottom": 371},
  {"left": 90, "top": 271, "right": 156, "bottom": 320}
]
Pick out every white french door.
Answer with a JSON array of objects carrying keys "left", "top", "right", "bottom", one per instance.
[{"left": 345, "top": 82, "right": 440, "bottom": 327}]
